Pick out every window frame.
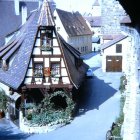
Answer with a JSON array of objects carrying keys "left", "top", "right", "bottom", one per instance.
[
  {"left": 33, "top": 62, "right": 43, "bottom": 77},
  {"left": 116, "top": 44, "right": 122, "bottom": 53},
  {"left": 50, "top": 62, "right": 61, "bottom": 77}
]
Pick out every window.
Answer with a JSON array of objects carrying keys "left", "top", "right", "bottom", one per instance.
[
  {"left": 34, "top": 63, "right": 43, "bottom": 77},
  {"left": 54, "top": 16, "right": 56, "bottom": 20},
  {"left": 116, "top": 44, "right": 122, "bottom": 53},
  {"left": 57, "top": 27, "right": 60, "bottom": 31},
  {"left": 51, "top": 63, "right": 60, "bottom": 77},
  {"left": 40, "top": 29, "right": 53, "bottom": 51}
]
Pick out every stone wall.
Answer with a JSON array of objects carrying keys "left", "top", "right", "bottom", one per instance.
[{"left": 121, "top": 26, "right": 140, "bottom": 140}]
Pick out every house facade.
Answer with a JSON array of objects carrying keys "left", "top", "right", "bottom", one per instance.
[
  {"left": 0, "top": 0, "right": 88, "bottom": 124},
  {"left": 54, "top": 9, "right": 92, "bottom": 54},
  {"left": 101, "top": 34, "right": 132, "bottom": 72}
]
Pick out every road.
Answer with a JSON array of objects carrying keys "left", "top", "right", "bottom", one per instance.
[{"left": 0, "top": 53, "right": 122, "bottom": 140}]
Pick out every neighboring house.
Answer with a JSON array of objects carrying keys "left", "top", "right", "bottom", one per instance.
[
  {"left": 54, "top": 9, "right": 92, "bottom": 54},
  {"left": 84, "top": 0, "right": 101, "bottom": 51},
  {"left": 101, "top": 34, "right": 132, "bottom": 72},
  {"left": 0, "top": 0, "right": 88, "bottom": 121}
]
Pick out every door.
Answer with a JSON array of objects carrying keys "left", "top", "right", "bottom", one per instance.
[{"left": 106, "top": 56, "right": 122, "bottom": 72}]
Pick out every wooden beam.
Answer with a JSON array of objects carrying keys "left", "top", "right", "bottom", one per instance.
[
  {"left": 32, "top": 55, "right": 62, "bottom": 58},
  {"left": 25, "top": 84, "right": 73, "bottom": 89}
]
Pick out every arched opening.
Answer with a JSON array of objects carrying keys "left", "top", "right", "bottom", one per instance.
[
  {"left": 26, "top": 89, "right": 44, "bottom": 104},
  {"left": 50, "top": 95, "right": 67, "bottom": 110}
]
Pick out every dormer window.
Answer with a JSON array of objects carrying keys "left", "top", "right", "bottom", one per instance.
[{"left": 40, "top": 28, "right": 53, "bottom": 52}]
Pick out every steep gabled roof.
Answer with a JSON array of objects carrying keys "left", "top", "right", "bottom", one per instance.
[
  {"left": 101, "top": 34, "right": 128, "bottom": 50},
  {"left": 38, "top": 0, "right": 55, "bottom": 26},
  {"left": 59, "top": 36, "right": 89, "bottom": 87},
  {"left": 56, "top": 9, "right": 92, "bottom": 37}
]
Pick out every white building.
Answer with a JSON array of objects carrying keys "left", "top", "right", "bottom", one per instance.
[
  {"left": 101, "top": 34, "right": 132, "bottom": 72},
  {"left": 54, "top": 9, "right": 92, "bottom": 54}
]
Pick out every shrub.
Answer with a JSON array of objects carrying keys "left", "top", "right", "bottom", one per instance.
[
  {"left": 119, "top": 75, "right": 127, "bottom": 93},
  {"left": 26, "top": 91, "right": 75, "bottom": 126}
]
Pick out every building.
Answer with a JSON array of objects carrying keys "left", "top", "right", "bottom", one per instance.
[
  {"left": 101, "top": 34, "right": 132, "bottom": 72},
  {"left": 54, "top": 9, "right": 92, "bottom": 54},
  {"left": 0, "top": 0, "right": 88, "bottom": 123}
]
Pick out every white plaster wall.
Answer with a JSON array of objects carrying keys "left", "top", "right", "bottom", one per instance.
[
  {"left": 44, "top": 58, "right": 49, "bottom": 67},
  {"left": 61, "top": 58, "right": 65, "bottom": 67},
  {"left": 34, "top": 58, "right": 43, "bottom": 61},
  {"left": 29, "top": 59, "right": 33, "bottom": 67},
  {"left": 35, "top": 39, "right": 40, "bottom": 46},
  {"left": 24, "top": 78, "right": 32, "bottom": 84},
  {"left": 50, "top": 58, "right": 60, "bottom": 61},
  {"left": 33, "top": 47, "right": 40, "bottom": 55},
  {"left": 53, "top": 47, "right": 61, "bottom": 55},
  {"left": 26, "top": 69, "right": 33, "bottom": 76},
  {"left": 42, "top": 51, "right": 52, "bottom": 55},
  {"left": 53, "top": 39, "right": 59, "bottom": 46},
  {"left": 61, "top": 68, "right": 68, "bottom": 76},
  {"left": 69, "top": 35, "right": 92, "bottom": 53},
  {"left": 62, "top": 77, "right": 70, "bottom": 84},
  {"left": 54, "top": 10, "right": 68, "bottom": 42}
]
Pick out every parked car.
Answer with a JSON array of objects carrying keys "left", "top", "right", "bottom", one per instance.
[{"left": 86, "top": 68, "right": 93, "bottom": 78}]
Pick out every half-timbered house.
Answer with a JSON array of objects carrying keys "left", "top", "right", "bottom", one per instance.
[{"left": 0, "top": 0, "right": 88, "bottom": 120}]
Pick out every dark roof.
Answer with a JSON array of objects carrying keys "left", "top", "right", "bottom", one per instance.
[
  {"left": 0, "top": 11, "right": 38, "bottom": 89},
  {"left": 101, "top": 35, "right": 128, "bottom": 50},
  {"left": 59, "top": 37, "right": 89, "bottom": 87},
  {"left": 0, "top": 1, "right": 38, "bottom": 46},
  {"left": 84, "top": 16, "right": 101, "bottom": 27},
  {"left": 56, "top": 9, "right": 92, "bottom": 37},
  {"left": 0, "top": 3, "right": 88, "bottom": 90}
]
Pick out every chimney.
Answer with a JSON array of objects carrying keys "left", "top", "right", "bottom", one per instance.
[
  {"left": 14, "top": 0, "right": 20, "bottom": 15},
  {"left": 21, "top": 5, "right": 27, "bottom": 25}
]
